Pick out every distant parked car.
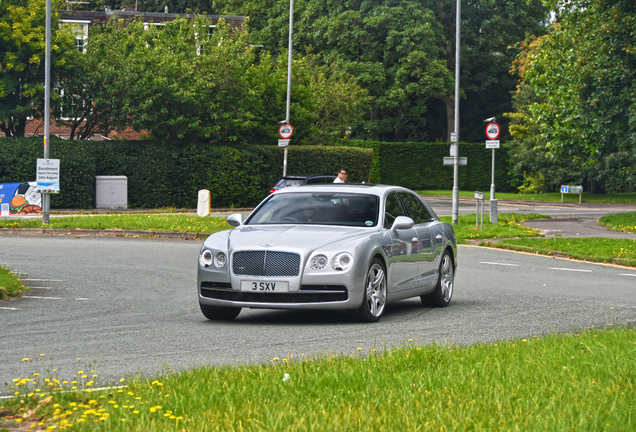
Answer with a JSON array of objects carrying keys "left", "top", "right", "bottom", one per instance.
[
  {"left": 197, "top": 184, "right": 457, "bottom": 322},
  {"left": 270, "top": 175, "right": 337, "bottom": 193}
]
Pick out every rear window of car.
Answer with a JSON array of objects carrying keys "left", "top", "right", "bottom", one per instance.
[
  {"left": 274, "top": 178, "right": 305, "bottom": 189},
  {"left": 246, "top": 193, "right": 379, "bottom": 227}
]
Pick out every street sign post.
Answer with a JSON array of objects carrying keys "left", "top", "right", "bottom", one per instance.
[
  {"left": 279, "top": 123, "right": 294, "bottom": 176},
  {"left": 560, "top": 185, "right": 583, "bottom": 203},
  {"left": 474, "top": 191, "right": 484, "bottom": 229},
  {"left": 485, "top": 121, "right": 500, "bottom": 223},
  {"left": 450, "top": 132, "right": 457, "bottom": 142}
]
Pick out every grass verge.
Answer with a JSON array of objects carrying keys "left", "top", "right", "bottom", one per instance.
[
  {"left": 0, "top": 213, "right": 545, "bottom": 243},
  {"left": 440, "top": 213, "right": 546, "bottom": 243},
  {"left": 0, "top": 214, "right": 232, "bottom": 235},
  {"left": 480, "top": 237, "right": 636, "bottom": 266},
  {"left": 417, "top": 190, "right": 636, "bottom": 203},
  {"left": 1, "top": 326, "right": 634, "bottom": 431},
  {"left": 0, "top": 265, "right": 26, "bottom": 300},
  {"left": 599, "top": 211, "right": 636, "bottom": 234}
]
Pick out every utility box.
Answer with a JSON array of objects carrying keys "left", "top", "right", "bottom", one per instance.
[{"left": 96, "top": 176, "right": 128, "bottom": 209}]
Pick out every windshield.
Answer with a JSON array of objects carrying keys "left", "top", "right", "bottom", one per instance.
[{"left": 246, "top": 192, "right": 379, "bottom": 227}]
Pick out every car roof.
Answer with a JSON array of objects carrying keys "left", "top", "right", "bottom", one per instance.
[
  {"left": 281, "top": 175, "right": 336, "bottom": 180},
  {"left": 274, "top": 183, "right": 410, "bottom": 196}
]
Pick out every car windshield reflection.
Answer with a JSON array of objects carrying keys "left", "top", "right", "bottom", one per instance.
[{"left": 246, "top": 193, "right": 379, "bottom": 227}]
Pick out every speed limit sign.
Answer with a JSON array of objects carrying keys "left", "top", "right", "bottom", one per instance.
[
  {"left": 278, "top": 123, "right": 294, "bottom": 139},
  {"left": 485, "top": 122, "right": 500, "bottom": 140}
]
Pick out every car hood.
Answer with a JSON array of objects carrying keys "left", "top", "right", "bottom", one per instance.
[{"left": 227, "top": 225, "right": 373, "bottom": 251}]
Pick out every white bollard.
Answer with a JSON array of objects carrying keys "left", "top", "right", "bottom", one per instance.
[{"left": 197, "top": 189, "right": 211, "bottom": 217}]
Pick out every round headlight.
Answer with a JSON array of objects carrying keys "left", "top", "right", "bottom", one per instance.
[
  {"left": 310, "top": 254, "right": 328, "bottom": 271},
  {"left": 214, "top": 252, "right": 227, "bottom": 268},
  {"left": 331, "top": 252, "right": 354, "bottom": 272},
  {"left": 199, "top": 249, "right": 213, "bottom": 267}
]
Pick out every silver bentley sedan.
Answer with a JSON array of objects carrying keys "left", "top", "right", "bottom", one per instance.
[{"left": 197, "top": 184, "right": 457, "bottom": 322}]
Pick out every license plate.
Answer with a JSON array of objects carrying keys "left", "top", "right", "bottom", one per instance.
[{"left": 240, "top": 280, "right": 289, "bottom": 292}]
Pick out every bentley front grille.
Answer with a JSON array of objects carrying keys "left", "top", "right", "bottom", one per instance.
[{"left": 232, "top": 251, "right": 301, "bottom": 277}]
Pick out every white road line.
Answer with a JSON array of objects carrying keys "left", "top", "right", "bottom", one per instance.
[
  {"left": 480, "top": 262, "right": 520, "bottom": 266},
  {"left": 75, "top": 298, "right": 90, "bottom": 301},
  {"left": 619, "top": 274, "right": 636, "bottom": 277},
  {"left": 549, "top": 267, "right": 592, "bottom": 273},
  {"left": 0, "top": 306, "right": 19, "bottom": 311},
  {"left": 22, "top": 295, "right": 62, "bottom": 300},
  {"left": 22, "top": 279, "right": 63, "bottom": 282}
]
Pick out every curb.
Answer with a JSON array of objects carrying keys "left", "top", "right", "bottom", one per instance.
[{"left": 0, "top": 228, "right": 211, "bottom": 239}]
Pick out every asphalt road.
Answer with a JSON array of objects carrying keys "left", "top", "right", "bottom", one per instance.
[{"left": 1, "top": 235, "right": 635, "bottom": 392}]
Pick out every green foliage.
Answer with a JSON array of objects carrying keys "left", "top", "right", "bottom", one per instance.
[
  {"left": 0, "top": 0, "right": 77, "bottom": 136},
  {"left": 218, "top": 0, "right": 548, "bottom": 143},
  {"left": 62, "top": 17, "right": 367, "bottom": 144},
  {"left": 509, "top": 0, "right": 636, "bottom": 192},
  {"left": 343, "top": 139, "right": 516, "bottom": 191},
  {"left": 598, "top": 211, "right": 636, "bottom": 234},
  {"left": 0, "top": 264, "right": 26, "bottom": 299},
  {"left": 0, "top": 137, "right": 372, "bottom": 209}
]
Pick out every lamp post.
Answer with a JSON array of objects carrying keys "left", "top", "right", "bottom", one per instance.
[
  {"left": 43, "top": 0, "right": 51, "bottom": 224},
  {"left": 451, "top": 0, "right": 462, "bottom": 226},
  {"left": 281, "top": 0, "right": 294, "bottom": 176}
]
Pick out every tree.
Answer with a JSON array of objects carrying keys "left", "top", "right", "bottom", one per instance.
[
  {"left": 62, "top": 16, "right": 368, "bottom": 142},
  {"left": 0, "top": 0, "right": 77, "bottom": 137},
  {"left": 216, "top": 0, "right": 548, "bottom": 142},
  {"left": 508, "top": 0, "right": 636, "bottom": 192}
]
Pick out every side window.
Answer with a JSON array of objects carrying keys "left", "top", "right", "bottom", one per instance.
[
  {"left": 306, "top": 178, "right": 321, "bottom": 184},
  {"left": 398, "top": 192, "right": 432, "bottom": 224},
  {"left": 384, "top": 192, "right": 407, "bottom": 229}
]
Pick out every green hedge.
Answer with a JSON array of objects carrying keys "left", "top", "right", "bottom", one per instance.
[
  {"left": 0, "top": 138, "right": 373, "bottom": 209},
  {"left": 340, "top": 139, "right": 516, "bottom": 192}
]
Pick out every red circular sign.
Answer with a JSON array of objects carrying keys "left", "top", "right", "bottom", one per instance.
[
  {"left": 485, "top": 122, "right": 500, "bottom": 140},
  {"left": 278, "top": 123, "right": 294, "bottom": 139}
]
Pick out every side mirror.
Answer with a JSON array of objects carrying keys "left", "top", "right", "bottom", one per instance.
[
  {"left": 227, "top": 214, "right": 243, "bottom": 227},
  {"left": 391, "top": 216, "right": 414, "bottom": 231}
]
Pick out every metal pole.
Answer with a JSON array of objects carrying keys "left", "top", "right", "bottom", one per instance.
[
  {"left": 490, "top": 148, "right": 495, "bottom": 200},
  {"left": 451, "top": 0, "right": 461, "bottom": 226},
  {"left": 42, "top": 0, "right": 51, "bottom": 224},
  {"left": 282, "top": 0, "right": 294, "bottom": 176}
]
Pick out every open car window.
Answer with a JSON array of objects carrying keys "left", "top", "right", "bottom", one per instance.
[{"left": 246, "top": 193, "right": 379, "bottom": 227}]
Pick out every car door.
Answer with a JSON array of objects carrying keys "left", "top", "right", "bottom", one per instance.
[
  {"left": 398, "top": 192, "right": 439, "bottom": 287},
  {"left": 384, "top": 192, "right": 419, "bottom": 292}
]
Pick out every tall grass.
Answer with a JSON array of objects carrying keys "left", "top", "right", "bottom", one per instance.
[
  {"left": 0, "top": 265, "right": 26, "bottom": 299},
  {"left": 599, "top": 211, "right": 636, "bottom": 234},
  {"left": 2, "top": 327, "right": 634, "bottom": 431}
]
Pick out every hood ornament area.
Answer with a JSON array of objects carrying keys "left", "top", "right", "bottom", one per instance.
[{"left": 261, "top": 244, "right": 275, "bottom": 248}]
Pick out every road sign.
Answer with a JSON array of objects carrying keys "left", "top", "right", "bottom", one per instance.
[
  {"left": 450, "top": 132, "right": 457, "bottom": 142},
  {"left": 485, "top": 140, "right": 500, "bottom": 149},
  {"left": 36, "top": 158, "right": 60, "bottom": 193},
  {"left": 485, "top": 122, "right": 500, "bottom": 140},
  {"left": 443, "top": 157, "right": 467, "bottom": 166},
  {"left": 449, "top": 144, "right": 458, "bottom": 156},
  {"left": 278, "top": 123, "right": 294, "bottom": 139},
  {"left": 278, "top": 139, "right": 290, "bottom": 147},
  {"left": 474, "top": 191, "right": 484, "bottom": 200}
]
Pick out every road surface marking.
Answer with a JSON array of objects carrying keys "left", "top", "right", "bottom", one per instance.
[
  {"left": 22, "top": 279, "right": 63, "bottom": 282},
  {"left": 549, "top": 267, "right": 592, "bottom": 272},
  {"left": 480, "top": 262, "right": 519, "bottom": 266},
  {"left": 22, "top": 295, "right": 62, "bottom": 300},
  {"left": 619, "top": 274, "right": 636, "bottom": 277},
  {"left": 0, "top": 306, "right": 19, "bottom": 311},
  {"left": 28, "top": 287, "right": 53, "bottom": 290},
  {"left": 75, "top": 298, "right": 90, "bottom": 301}
]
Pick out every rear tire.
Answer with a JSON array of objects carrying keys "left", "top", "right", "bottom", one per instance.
[
  {"left": 199, "top": 302, "right": 241, "bottom": 320},
  {"left": 421, "top": 250, "right": 454, "bottom": 307},
  {"left": 357, "top": 258, "right": 387, "bottom": 322}
]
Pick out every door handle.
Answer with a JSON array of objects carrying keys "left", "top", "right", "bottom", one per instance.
[{"left": 435, "top": 234, "right": 443, "bottom": 241}]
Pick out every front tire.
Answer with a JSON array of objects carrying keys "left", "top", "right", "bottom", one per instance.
[
  {"left": 199, "top": 302, "right": 241, "bottom": 320},
  {"left": 357, "top": 258, "right": 387, "bottom": 322},
  {"left": 421, "top": 250, "right": 454, "bottom": 307}
]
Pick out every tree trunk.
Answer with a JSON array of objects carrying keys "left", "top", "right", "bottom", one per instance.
[{"left": 444, "top": 95, "right": 454, "bottom": 142}]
